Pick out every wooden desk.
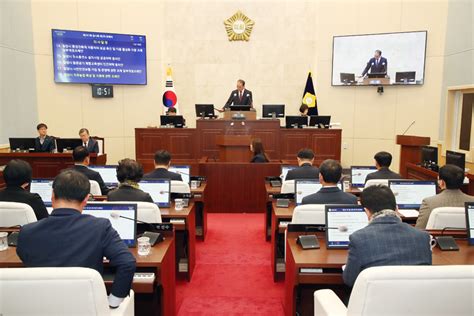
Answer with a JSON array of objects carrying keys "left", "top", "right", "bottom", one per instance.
[
  {"left": 191, "top": 182, "right": 208, "bottom": 240},
  {"left": 0, "top": 152, "right": 107, "bottom": 178},
  {"left": 0, "top": 170, "right": 5, "bottom": 189},
  {"left": 285, "top": 231, "right": 474, "bottom": 316},
  {"left": 0, "top": 231, "right": 176, "bottom": 316}
]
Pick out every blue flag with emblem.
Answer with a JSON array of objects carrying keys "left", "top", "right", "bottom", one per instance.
[{"left": 302, "top": 72, "right": 318, "bottom": 115}]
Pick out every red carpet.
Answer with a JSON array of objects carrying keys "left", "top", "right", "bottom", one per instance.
[{"left": 176, "top": 213, "right": 285, "bottom": 315}]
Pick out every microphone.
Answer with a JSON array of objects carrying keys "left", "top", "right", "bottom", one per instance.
[
  {"left": 110, "top": 212, "right": 165, "bottom": 231},
  {"left": 303, "top": 225, "right": 348, "bottom": 232},
  {"left": 440, "top": 227, "right": 465, "bottom": 236},
  {"left": 402, "top": 120, "right": 416, "bottom": 136}
]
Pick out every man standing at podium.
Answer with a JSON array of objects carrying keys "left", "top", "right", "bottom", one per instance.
[
  {"left": 361, "top": 49, "right": 387, "bottom": 77},
  {"left": 223, "top": 79, "right": 253, "bottom": 110}
]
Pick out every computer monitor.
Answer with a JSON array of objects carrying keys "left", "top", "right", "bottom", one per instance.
[
  {"left": 169, "top": 165, "right": 190, "bottom": 184},
  {"left": 325, "top": 205, "right": 368, "bottom": 249},
  {"left": 229, "top": 105, "right": 251, "bottom": 111},
  {"left": 160, "top": 115, "right": 185, "bottom": 128},
  {"left": 340, "top": 73, "right": 356, "bottom": 84},
  {"left": 89, "top": 165, "right": 118, "bottom": 187},
  {"left": 395, "top": 71, "right": 416, "bottom": 83},
  {"left": 9, "top": 138, "right": 36, "bottom": 151},
  {"left": 421, "top": 146, "right": 438, "bottom": 164},
  {"left": 295, "top": 180, "right": 342, "bottom": 205},
  {"left": 262, "top": 104, "right": 285, "bottom": 118},
  {"left": 446, "top": 150, "right": 465, "bottom": 171},
  {"left": 465, "top": 202, "right": 474, "bottom": 245},
  {"left": 388, "top": 180, "right": 437, "bottom": 209},
  {"left": 309, "top": 115, "right": 331, "bottom": 128},
  {"left": 281, "top": 165, "right": 297, "bottom": 180},
  {"left": 139, "top": 179, "right": 171, "bottom": 207},
  {"left": 350, "top": 166, "right": 377, "bottom": 187},
  {"left": 30, "top": 179, "right": 53, "bottom": 206},
  {"left": 285, "top": 116, "right": 308, "bottom": 129},
  {"left": 56, "top": 138, "right": 82, "bottom": 153},
  {"left": 195, "top": 104, "right": 215, "bottom": 118},
  {"left": 83, "top": 202, "right": 137, "bottom": 247}
]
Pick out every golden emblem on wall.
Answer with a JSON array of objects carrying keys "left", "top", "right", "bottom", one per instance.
[{"left": 224, "top": 11, "right": 254, "bottom": 41}]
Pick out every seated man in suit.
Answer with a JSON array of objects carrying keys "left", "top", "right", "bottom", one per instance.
[
  {"left": 69, "top": 146, "right": 109, "bottom": 195},
  {"left": 79, "top": 128, "right": 99, "bottom": 154},
  {"left": 108, "top": 158, "right": 154, "bottom": 203},
  {"left": 361, "top": 49, "right": 387, "bottom": 77},
  {"left": 343, "top": 185, "right": 432, "bottom": 287},
  {"left": 34, "top": 123, "right": 55, "bottom": 153},
  {"left": 285, "top": 148, "right": 319, "bottom": 181},
  {"left": 302, "top": 159, "right": 357, "bottom": 205},
  {"left": 16, "top": 170, "right": 136, "bottom": 308},
  {"left": 365, "top": 151, "right": 402, "bottom": 182},
  {"left": 416, "top": 164, "right": 474, "bottom": 229},
  {"left": 143, "top": 150, "right": 183, "bottom": 181},
  {"left": 0, "top": 159, "right": 48, "bottom": 220},
  {"left": 223, "top": 79, "right": 253, "bottom": 110}
]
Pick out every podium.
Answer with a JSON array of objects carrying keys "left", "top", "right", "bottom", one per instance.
[
  {"left": 363, "top": 77, "right": 390, "bottom": 85},
  {"left": 216, "top": 135, "right": 252, "bottom": 162},
  {"left": 222, "top": 109, "right": 257, "bottom": 120},
  {"left": 396, "top": 135, "right": 430, "bottom": 178}
]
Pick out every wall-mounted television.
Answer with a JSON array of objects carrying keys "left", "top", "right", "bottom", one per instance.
[
  {"left": 52, "top": 29, "right": 147, "bottom": 85},
  {"left": 332, "top": 31, "right": 427, "bottom": 86}
]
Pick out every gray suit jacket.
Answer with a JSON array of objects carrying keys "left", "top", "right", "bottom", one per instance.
[
  {"left": 301, "top": 186, "right": 357, "bottom": 205},
  {"left": 343, "top": 215, "right": 432, "bottom": 287},
  {"left": 365, "top": 167, "right": 402, "bottom": 182},
  {"left": 416, "top": 189, "right": 474, "bottom": 229}
]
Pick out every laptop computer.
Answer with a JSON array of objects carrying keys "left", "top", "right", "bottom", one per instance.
[
  {"left": 350, "top": 166, "right": 377, "bottom": 187},
  {"left": 325, "top": 204, "right": 368, "bottom": 249},
  {"left": 139, "top": 179, "right": 171, "bottom": 208},
  {"left": 388, "top": 180, "right": 437, "bottom": 217}
]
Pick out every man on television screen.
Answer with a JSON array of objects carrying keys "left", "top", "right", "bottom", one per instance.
[
  {"left": 222, "top": 79, "right": 253, "bottom": 110},
  {"left": 361, "top": 50, "right": 387, "bottom": 77}
]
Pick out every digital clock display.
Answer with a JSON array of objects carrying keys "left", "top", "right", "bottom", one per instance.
[{"left": 92, "top": 85, "right": 114, "bottom": 98}]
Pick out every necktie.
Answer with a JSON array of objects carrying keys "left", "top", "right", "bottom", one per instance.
[
  {"left": 239, "top": 91, "right": 242, "bottom": 101},
  {"left": 376, "top": 59, "right": 379, "bottom": 66}
]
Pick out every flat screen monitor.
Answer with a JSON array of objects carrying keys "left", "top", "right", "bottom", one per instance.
[
  {"left": 139, "top": 179, "right": 171, "bottom": 208},
  {"left": 350, "top": 166, "right": 377, "bottom": 187},
  {"left": 30, "top": 179, "right": 53, "bottom": 206},
  {"left": 388, "top": 180, "right": 437, "bottom": 209},
  {"left": 285, "top": 116, "right": 308, "bottom": 129},
  {"left": 446, "top": 150, "right": 466, "bottom": 171},
  {"left": 83, "top": 202, "right": 137, "bottom": 247},
  {"left": 262, "top": 104, "right": 285, "bottom": 118},
  {"left": 56, "top": 138, "right": 82, "bottom": 153},
  {"left": 281, "top": 165, "right": 297, "bottom": 180},
  {"left": 465, "top": 202, "right": 474, "bottom": 245},
  {"left": 89, "top": 165, "right": 118, "bottom": 187},
  {"left": 395, "top": 71, "right": 416, "bottom": 83},
  {"left": 309, "top": 115, "right": 331, "bottom": 128},
  {"left": 160, "top": 115, "right": 185, "bottom": 128},
  {"left": 52, "top": 29, "right": 147, "bottom": 85},
  {"left": 325, "top": 205, "right": 368, "bottom": 249},
  {"left": 9, "top": 138, "right": 36, "bottom": 151},
  {"left": 195, "top": 104, "right": 215, "bottom": 118},
  {"left": 421, "top": 146, "right": 438, "bottom": 164},
  {"left": 169, "top": 165, "right": 190, "bottom": 184},
  {"left": 295, "top": 180, "right": 342, "bottom": 205},
  {"left": 332, "top": 31, "right": 427, "bottom": 86}
]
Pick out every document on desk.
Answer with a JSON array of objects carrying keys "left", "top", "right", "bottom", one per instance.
[{"left": 398, "top": 209, "right": 419, "bottom": 218}]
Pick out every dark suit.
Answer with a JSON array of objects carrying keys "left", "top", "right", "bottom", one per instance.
[
  {"left": 84, "top": 138, "right": 99, "bottom": 154},
  {"left": 143, "top": 168, "right": 183, "bottom": 181},
  {"left": 16, "top": 208, "right": 136, "bottom": 297},
  {"left": 70, "top": 165, "right": 109, "bottom": 195},
  {"left": 107, "top": 185, "right": 154, "bottom": 203},
  {"left": 224, "top": 89, "right": 253, "bottom": 108},
  {"left": 302, "top": 186, "right": 357, "bottom": 205},
  {"left": 251, "top": 154, "right": 268, "bottom": 163},
  {"left": 285, "top": 163, "right": 320, "bottom": 181},
  {"left": 34, "top": 136, "right": 55, "bottom": 152},
  {"left": 362, "top": 57, "right": 388, "bottom": 76},
  {"left": 0, "top": 186, "right": 49, "bottom": 220},
  {"left": 343, "top": 215, "right": 432, "bottom": 287},
  {"left": 365, "top": 167, "right": 402, "bottom": 182}
]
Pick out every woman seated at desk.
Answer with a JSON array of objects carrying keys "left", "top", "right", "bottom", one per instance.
[
  {"left": 107, "top": 158, "right": 153, "bottom": 202},
  {"left": 250, "top": 138, "right": 269, "bottom": 163}
]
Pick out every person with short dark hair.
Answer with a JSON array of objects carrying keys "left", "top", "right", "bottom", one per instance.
[
  {"left": 365, "top": 151, "right": 402, "bottom": 182},
  {"left": 343, "top": 185, "right": 432, "bottom": 287},
  {"left": 143, "top": 150, "right": 183, "bottom": 181},
  {"left": 302, "top": 159, "right": 357, "bottom": 205},
  {"left": 223, "top": 79, "right": 253, "bottom": 109},
  {"left": 285, "top": 148, "right": 319, "bottom": 180},
  {"left": 299, "top": 104, "right": 309, "bottom": 116},
  {"left": 16, "top": 170, "right": 136, "bottom": 308},
  {"left": 34, "top": 123, "right": 55, "bottom": 153},
  {"left": 79, "top": 128, "right": 99, "bottom": 154},
  {"left": 361, "top": 49, "right": 387, "bottom": 77},
  {"left": 107, "top": 159, "right": 153, "bottom": 202},
  {"left": 416, "top": 164, "right": 474, "bottom": 228},
  {"left": 250, "top": 138, "right": 269, "bottom": 163},
  {"left": 0, "top": 159, "right": 49, "bottom": 220},
  {"left": 68, "top": 146, "right": 109, "bottom": 195},
  {"left": 166, "top": 107, "right": 177, "bottom": 115}
]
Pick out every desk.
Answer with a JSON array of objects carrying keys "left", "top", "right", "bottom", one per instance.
[
  {"left": 191, "top": 182, "right": 208, "bottom": 240},
  {"left": 284, "top": 230, "right": 474, "bottom": 316},
  {"left": 0, "top": 152, "right": 107, "bottom": 178},
  {"left": 0, "top": 230, "right": 176, "bottom": 316},
  {"left": 0, "top": 170, "right": 5, "bottom": 189}
]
